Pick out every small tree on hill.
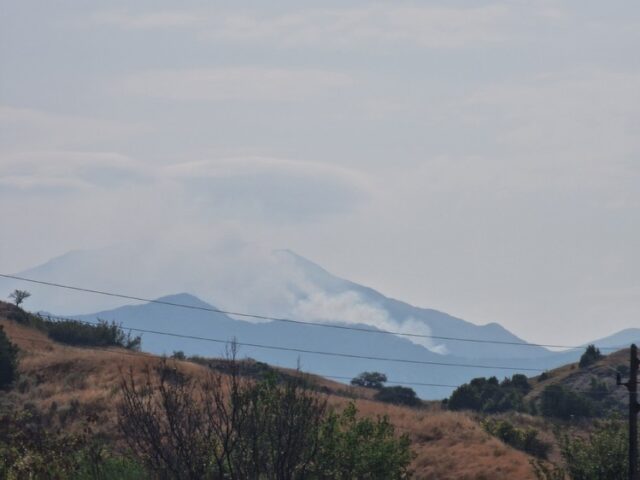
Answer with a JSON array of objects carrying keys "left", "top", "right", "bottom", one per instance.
[
  {"left": 0, "top": 325, "right": 19, "bottom": 389},
  {"left": 375, "top": 386, "right": 421, "bottom": 407},
  {"left": 351, "top": 371, "right": 388, "bottom": 389},
  {"left": 8, "top": 289, "right": 30, "bottom": 307},
  {"left": 579, "top": 344, "right": 602, "bottom": 368}
]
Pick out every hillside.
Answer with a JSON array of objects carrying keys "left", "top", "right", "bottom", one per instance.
[{"left": 0, "top": 301, "right": 540, "bottom": 479}]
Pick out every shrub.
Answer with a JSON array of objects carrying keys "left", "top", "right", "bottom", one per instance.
[
  {"left": 579, "top": 345, "right": 602, "bottom": 368},
  {"left": 534, "top": 418, "right": 628, "bottom": 480},
  {"left": 540, "top": 384, "right": 593, "bottom": 419},
  {"left": 0, "top": 325, "right": 19, "bottom": 390},
  {"left": 45, "top": 318, "right": 141, "bottom": 350},
  {"left": 0, "top": 405, "right": 147, "bottom": 479},
  {"left": 482, "top": 419, "right": 551, "bottom": 459},
  {"left": 447, "top": 374, "right": 530, "bottom": 413},
  {"left": 316, "top": 402, "right": 413, "bottom": 479},
  {"left": 119, "top": 354, "right": 413, "bottom": 479},
  {"left": 351, "top": 371, "right": 388, "bottom": 389},
  {"left": 374, "top": 386, "right": 421, "bottom": 407}
]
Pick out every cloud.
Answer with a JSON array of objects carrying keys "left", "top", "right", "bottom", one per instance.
[
  {"left": 91, "top": 10, "right": 200, "bottom": 29},
  {"left": 0, "top": 106, "right": 146, "bottom": 151},
  {"left": 161, "top": 157, "right": 370, "bottom": 222},
  {"left": 91, "top": 5, "right": 509, "bottom": 50},
  {"left": 118, "top": 67, "right": 353, "bottom": 102},
  {"left": 0, "top": 151, "right": 146, "bottom": 192}
]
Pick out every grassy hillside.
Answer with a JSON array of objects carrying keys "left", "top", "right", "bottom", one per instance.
[{"left": 0, "top": 300, "right": 554, "bottom": 479}]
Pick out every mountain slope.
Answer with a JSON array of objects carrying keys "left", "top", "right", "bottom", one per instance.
[{"left": 0, "top": 302, "right": 540, "bottom": 480}]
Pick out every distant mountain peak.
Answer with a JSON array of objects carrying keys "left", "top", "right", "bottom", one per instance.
[{"left": 153, "top": 293, "right": 214, "bottom": 309}]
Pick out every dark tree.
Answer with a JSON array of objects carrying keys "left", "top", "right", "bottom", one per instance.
[
  {"left": 350, "top": 371, "right": 388, "bottom": 389},
  {"left": 579, "top": 344, "right": 603, "bottom": 368},
  {"left": 8, "top": 289, "right": 30, "bottom": 307},
  {"left": 374, "top": 386, "right": 421, "bottom": 407},
  {"left": 0, "top": 325, "right": 19, "bottom": 389}
]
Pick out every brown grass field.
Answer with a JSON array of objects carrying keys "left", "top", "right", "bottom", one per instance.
[{"left": 1, "top": 308, "right": 544, "bottom": 479}]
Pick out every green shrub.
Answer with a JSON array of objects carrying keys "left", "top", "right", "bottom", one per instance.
[
  {"left": 45, "top": 319, "right": 141, "bottom": 350},
  {"left": 447, "top": 374, "right": 530, "bottom": 413},
  {"left": 540, "top": 384, "right": 593, "bottom": 419},
  {"left": 534, "top": 418, "right": 628, "bottom": 480},
  {"left": 119, "top": 357, "right": 414, "bottom": 479},
  {"left": 374, "top": 386, "right": 421, "bottom": 407},
  {"left": 0, "top": 325, "right": 19, "bottom": 390},
  {"left": 316, "top": 402, "right": 413, "bottom": 479},
  {"left": 482, "top": 419, "right": 550, "bottom": 459}
]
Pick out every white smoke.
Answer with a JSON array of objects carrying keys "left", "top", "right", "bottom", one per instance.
[{"left": 292, "top": 290, "right": 448, "bottom": 354}]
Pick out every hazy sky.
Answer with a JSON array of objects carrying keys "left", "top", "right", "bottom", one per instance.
[{"left": 1, "top": 0, "right": 639, "bottom": 344}]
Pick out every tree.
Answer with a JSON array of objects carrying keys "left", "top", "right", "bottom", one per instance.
[
  {"left": 579, "top": 344, "right": 603, "bottom": 368},
  {"left": 540, "top": 384, "right": 593, "bottom": 419},
  {"left": 119, "top": 354, "right": 413, "bottom": 479},
  {"left": 351, "top": 371, "right": 388, "bottom": 389},
  {"left": 0, "top": 325, "right": 19, "bottom": 389},
  {"left": 8, "top": 289, "right": 30, "bottom": 307},
  {"left": 374, "top": 386, "right": 421, "bottom": 407}
]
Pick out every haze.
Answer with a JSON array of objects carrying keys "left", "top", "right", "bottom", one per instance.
[{"left": 1, "top": 1, "right": 639, "bottom": 345}]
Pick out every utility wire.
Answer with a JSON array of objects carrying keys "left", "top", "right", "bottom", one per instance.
[
  {"left": 40, "top": 314, "right": 542, "bottom": 371},
  {"left": 0, "top": 273, "right": 620, "bottom": 351},
  {"left": 7, "top": 333, "right": 460, "bottom": 389}
]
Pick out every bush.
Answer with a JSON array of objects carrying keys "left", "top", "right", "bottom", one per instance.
[
  {"left": 482, "top": 419, "right": 551, "bottom": 459},
  {"left": 45, "top": 319, "right": 141, "bottom": 350},
  {"left": 0, "top": 325, "right": 19, "bottom": 390},
  {"left": 447, "top": 374, "right": 530, "bottom": 413},
  {"left": 0, "top": 405, "right": 147, "bottom": 479},
  {"left": 316, "top": 402, "right": 413, "bottom": 479},
  {"left": 534, "top": 418, "right": 628, "bottom": 480},
  {"left": 374, "top": 386, "right": 421, "bottom": 407},
  {"left": 540, "top": 384, "right": 593, "bottom": 419},
  {"left": 119, "top": 354, "right": 413, "bottom": 479},
  {"left": 579, "top": 345, "right": 603, "bottom": 368},
  {"left": 351, "top": 371, "right": 388, "bottom": 389}
]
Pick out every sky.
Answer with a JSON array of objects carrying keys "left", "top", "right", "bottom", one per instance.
[{"left": 0, "top": 0, "right": 639, "bottom": 345}]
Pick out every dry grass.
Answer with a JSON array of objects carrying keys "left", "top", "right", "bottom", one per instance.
[{"left": 1, "top": 313, "right": 541, "bottom": 479}]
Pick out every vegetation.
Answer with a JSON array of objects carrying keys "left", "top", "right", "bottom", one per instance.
[
  {"left": 8, "top": 290, "right": 30, "bottom": 307},
  {"left": 4, "top": 303, "right": 141, "bottom": 351},
  {"left": 532, "top": 418, "right": 627, "bottom": 480},
  {"left": 0, "top": 325, "right": 19, "bottom": 390},
  {"left": 447, "top": 374, "right": 531, "bottom": 413},
  {"left": 119, "top": 355, "right": 413, "bottom": 479},
  {"left": 45, "top": 318, "right": 141, "bottom": 350},
  {"left": 374, "top": 386, "right": 421, "bottom": 407},
  {"left": 0, "top": 405, "right": 146, "bottom": 479},
  {"left": 482, "top": 419, "right": 550, "bottom": 459},
  {"left": 539, "top": 384, "right": 593, "bottom": 420},
  {"left": 351, "top": 371, "right": 388, "bottom": 389},
  {"left": 579, "top": 345, "right": 603, "bottom": 368}
]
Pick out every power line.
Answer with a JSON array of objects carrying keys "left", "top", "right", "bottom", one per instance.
[
  {"left": 7, "top": 333, "right": 459, "bottom": 390},
  {"left": 0, "top": 273, "right": 619, "bottom": 351},
  {"left": 39, "top": 314, "right": 542, "bottom": 372}
]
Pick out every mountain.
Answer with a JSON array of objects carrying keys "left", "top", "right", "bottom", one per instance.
[
  {"left": 69, "top": 293, "right": 542, "bottom": 399},
  {"left": 2, "top": 244, "right": 549, "bottom": 359}
]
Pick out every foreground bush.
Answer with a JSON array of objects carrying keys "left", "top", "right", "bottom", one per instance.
[
  {"left": 119, "top": 352, "right": 413, "bottom": 479},
  {"left": 532, "top": 418, "right": 627, "bottom": 480},
  {"left": 0, "top": 405, "right": 146, "bottom": 479}
]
